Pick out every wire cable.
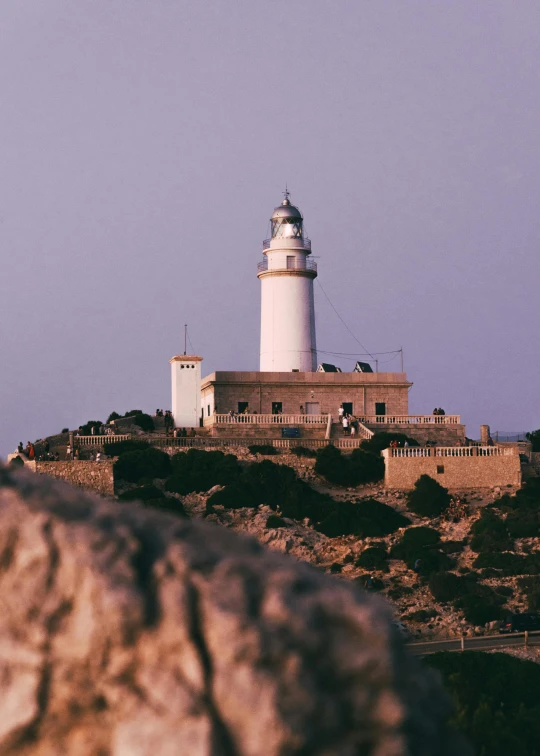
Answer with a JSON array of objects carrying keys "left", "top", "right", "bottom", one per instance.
[{"left": 316, "top": 279, "right": 375, "bottom": 359}]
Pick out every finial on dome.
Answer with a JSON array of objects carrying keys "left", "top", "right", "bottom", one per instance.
[{"left": 282, "top": 185, "right": 290, "bottom": 206}]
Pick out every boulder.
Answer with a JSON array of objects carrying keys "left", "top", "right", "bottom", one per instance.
[{"left": 0, "top": 465, "right": 470, "bottom": 755}]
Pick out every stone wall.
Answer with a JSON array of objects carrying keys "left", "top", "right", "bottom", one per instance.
[
  {"left": 36, "top": 460, "right": 115, "bottom": 497},
  {"left": 383, "top": 449, "right": 522, "bottom": 490}
]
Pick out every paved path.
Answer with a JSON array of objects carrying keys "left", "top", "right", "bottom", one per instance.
[{"left": 407, "top": 630, "right": 540, "bottom": 655}]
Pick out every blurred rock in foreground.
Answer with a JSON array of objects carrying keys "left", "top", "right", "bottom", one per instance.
[{"left": 0, "top": 466, "right": 470, "bottom": 756}]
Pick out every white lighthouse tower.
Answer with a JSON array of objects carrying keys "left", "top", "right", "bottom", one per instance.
[{"left": 258, "top": 193, "right": 317, "bottom": 372}]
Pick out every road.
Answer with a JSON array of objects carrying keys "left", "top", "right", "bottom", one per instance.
[{"left": 407, "top": 630, "right": 540, "bottom": 656}]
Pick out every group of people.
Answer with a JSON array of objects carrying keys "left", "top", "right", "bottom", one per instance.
[
  {"left": 432, "top": 408, "right": 446, "bottom": 416},
  {"left": 388, "top": 439, "right": 409, "bottom": 448},
  {"left": 18, "top": 441, "right": 37, "bottom": 460},
  {"left": 338, "top": 406, "right": 361, "bottom": 436},
  {"left": 156, "top": 409, "right": 174, "bottom": 425},
  {"left": 172, "top": 428, "right": 196, "bottom": 439}
]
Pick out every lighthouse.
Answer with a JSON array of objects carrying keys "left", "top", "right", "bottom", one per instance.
[{"left": 258, "top": 193, "right": 317, "bottom": 372}]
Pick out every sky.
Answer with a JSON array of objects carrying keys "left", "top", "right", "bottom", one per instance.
[{"left": 1, "top": 0, "right": 539, "bottom": 456}]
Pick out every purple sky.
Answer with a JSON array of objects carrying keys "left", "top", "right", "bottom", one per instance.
[{"left": 1, "top": 1, "right": 539, "bottom": 456}]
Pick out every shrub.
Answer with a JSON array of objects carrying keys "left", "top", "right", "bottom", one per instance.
[
  {"left": 114, "top": 447, "right": 171, "bottom": 483},
  {"left": 118, "top": 484, "right": 185, "bottom": 517},
  {"left": 348, "top": 448, "right": 385, "bottom": 484},
  {"left": 266, "top": 514, "right": 289, "bottom": 528},
  {"left": 494, "top": 585, "right": 514, "bottom": 598},
  {"left": 407, "top": 475, "right": 451, "bottom": 517},
  {"left": 119, "top": 485, "right": 165, "bottom": 502},
  {"left": 314, "top": 445, "right": 351, "bottom": 484},
  {"left": 428, "top": 652, "right": 540, "bottom": 756},
  {"left": 361, "top": 432, "right": 418, "bottom": 455},
  {"left": 356, "top": 547, "right": 388, "bottom": 571},
  {"left": 526, "top": 429, "right": 540, "bottom": 452},
  {"left": 248, "top": 444, "right": 278, "bottom": 455},
  {"left": 403, "top": 609, "right": 438, "bottom": 623},
  {"left": 473, "top": 552, "right": 532, "bottom": 575},
  {"left": 104, "top": 440, "right": 151, "bottom": 457},
  {"left": 167, "top": 449, "right": 241, "bottom": 495},
  {"left": 429, "top": 571, "right": 465, "bottom": 603},
  {"left": 317, "top": 498, "right": 410, "bottom": 539},
  {"left": 80, "top": 420, "right": 102, "bottom": 436},
  {"left": 391, "top": 527, "right": 452, "bottom": 576},
  {"left": 470, "top": 511, "right": 512, "bottom": 553},
  {"left": 314, "top": 445, "right": 384, "bottom": 486},
  {"left": 439, "top": 540, "right": 466, "bottom": 553},
  {"left": 9, "top": 456, "right": 24, "bottom": 468},
  {"left": 329, "top": 562, "right": 342, "bottom": 574},
  {"left": 391, "top": 526, "right": 441, "bottom": 559},
  {"left": 61, "top": 427, "right": 69, "bottom": 434},
  {"left": 107, "top": 412, "right": 121, "bottom": 423},
  {"left": 289, "top": 446, "right": 317, "bottom": 458},
  {"left": 206, "top": 483, "right": 257, "bottom": 510},
  {"left": 124, "top": 410, "right": 144, "bottom": 418},
  {"left": 387, "top": 586, "right": 413, "bottom": 600},
  {"left": 505, "top": 509, "right": 540, "bottom": 539},
  {"left": 132, "top": 413, "right": 154, "bottom": 432},
  {"left": 456, "top": 596, "right": 505, "bottom": 626}
]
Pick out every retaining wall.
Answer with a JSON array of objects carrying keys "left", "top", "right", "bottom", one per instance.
[
  {"left": 382, "top": 448, "right": 522, "bottom": 490},
  {"left": 36, "top": 461, "right": 115, "bottom": 497}
]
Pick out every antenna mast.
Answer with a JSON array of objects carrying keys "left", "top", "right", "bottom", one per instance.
[{"left": 184, "top": 324, "right": 187, "bottom": 355}]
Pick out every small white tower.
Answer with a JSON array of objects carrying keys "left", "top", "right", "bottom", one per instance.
[
  {"left": 170, "top": 355, "right": 203, "bottom": 428},
  {"left": 258, "top": 193, "right": 317, "bottom": 372}
]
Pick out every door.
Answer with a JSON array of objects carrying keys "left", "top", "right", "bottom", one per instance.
[
  {"left": 271, "top": 402, "right": 283, "bottom": 415},
  {"left": 305, "top": 402, "right": 320, "bottom": 415},
  {"left": 375, "top": 402, "right": 386, "bottom": 419},
  {"left": 342, "top": 402, "right": 353, "bottom": 416}
]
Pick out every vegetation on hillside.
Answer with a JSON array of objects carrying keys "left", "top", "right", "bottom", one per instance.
[
  {"left": 427, "top": 652, "right": 540, "bottom": 756},
  {"left": 314, "top": 444, "right": 384, "bottom": 486},
  {"left": 407, "top": 474, "right": 451, "bottom": 517}
]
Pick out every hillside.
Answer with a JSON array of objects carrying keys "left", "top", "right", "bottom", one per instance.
[{"left": 109, "top": 442, "right": 540, "bottom": 642}]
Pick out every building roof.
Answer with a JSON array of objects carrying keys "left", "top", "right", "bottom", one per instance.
[{"left": 317, "top": 363, "right": 342, "bottom": 373}]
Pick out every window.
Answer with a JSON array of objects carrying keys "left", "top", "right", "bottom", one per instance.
[
  {"left": 238, "top": 402, "right": 249, "bottom": 414},
  {"left": 286, "top": 256, "right": 295, "bottom": 269},
  {"left": 437, "top": 465, "right": 444, "bottom": 474},
  {"left": 207, "top": 405, "right": 211, "bottom": 416},
  {"left": 271, "top": 402, "right": 283, "bottom": 415},
  {"left": 375, "top": 402, "right": 386, "bottom": 416},
  {"left": 342, "top": 402, "right": 353, "bottom": 415}
]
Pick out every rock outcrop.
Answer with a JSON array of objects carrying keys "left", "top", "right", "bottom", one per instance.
[{"left": 0, "top": 465, "right": 469, "bottom": 755}]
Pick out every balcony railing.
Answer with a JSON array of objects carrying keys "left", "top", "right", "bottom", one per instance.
[
  {"left": 205, "top": 413, "right": 328, "bottom": 426},
  {"left": 359, "top": 414, "right": 461, "bottom": 425},
  {"left": 76, "top": 434, "right": 131, "bottom": 446},
  {"left": 263, "top": 237, "right": 311, "bottom": 250},
  {"left": 385, "top": 446, "right": 517, "bottom": 458},
  {"left": 257, "top": 258, "right": 317, "bottom": 274}
]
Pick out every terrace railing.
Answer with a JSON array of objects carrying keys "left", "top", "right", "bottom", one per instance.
[
  {"left": 76, "top": 434, "right": 131, "bottom": 446},
  {"left": 206, "top": 413, "right": 329, "bottom": 427},
  {"left": 360, "top": 415, "right": 461, "bottom": 425},
  {"left": 387, "top": 446, "right": 517, "bottom": 458}
]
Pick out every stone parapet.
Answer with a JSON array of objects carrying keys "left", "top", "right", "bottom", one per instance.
[{"left": 36, "top": 461, "right": 115, "bottom": 497}]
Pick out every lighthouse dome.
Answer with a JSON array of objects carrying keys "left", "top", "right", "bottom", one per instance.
[{"left": 271, "top": 198, "right": 303, "bottom": 221}]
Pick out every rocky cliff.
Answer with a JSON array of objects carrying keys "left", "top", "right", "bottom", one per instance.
[{"left": 0, "top": 465, "right": 469, "bottom": 755}]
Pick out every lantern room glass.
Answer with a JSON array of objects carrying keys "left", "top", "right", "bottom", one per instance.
[{"left": 271, "top": 218, "right": 304, "bottom": 239}]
